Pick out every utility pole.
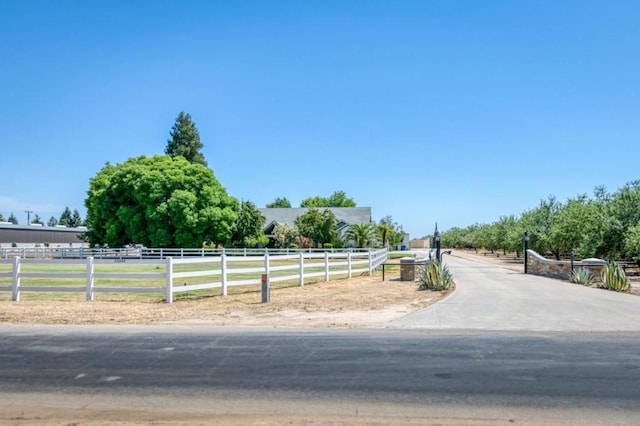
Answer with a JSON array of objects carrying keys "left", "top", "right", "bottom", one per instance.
[{"left": 24, "top": 209, "right": 34, "bottom": 225}]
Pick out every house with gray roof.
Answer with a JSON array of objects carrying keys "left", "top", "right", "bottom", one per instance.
[{"left": 258, "top": 207, "right": 372, "bottom": 240}]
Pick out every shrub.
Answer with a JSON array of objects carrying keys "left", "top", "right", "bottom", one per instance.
[
  {"left": 418, "top": 261, "right": 453, "bottom": 291},
  {"left": 600, "top": 261, "right": 630, "bottom": 292},
  {"left": 323, "top": 243, "right": 334, "bottom": 250},
  {"left": 570, "top": 268, "right": 594, "bottom": 286}
]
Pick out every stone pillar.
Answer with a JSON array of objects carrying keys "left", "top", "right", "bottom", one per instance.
[{"left": 400, "top": 257, "right": 417, "bottom": 281}]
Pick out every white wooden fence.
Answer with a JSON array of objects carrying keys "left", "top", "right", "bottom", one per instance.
[
  {"left": 0, "top": 249, "right": 387, "bottom": 303},
  {"left": 0, "top": 246, "right": 374, "bottom": 260}
]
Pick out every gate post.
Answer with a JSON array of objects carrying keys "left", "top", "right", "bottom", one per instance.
[{"left": 523, "top": 231, "right": 530, "bottom": 274}]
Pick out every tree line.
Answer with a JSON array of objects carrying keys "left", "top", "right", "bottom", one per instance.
[
  {"left": 440, "top": 182, "right": 640, "bottom": 262},
  {"left": 83, "top": 112, "right": 402, "bottom": 248},
  {"left": 0, "top": 207, "right": 84, "bottom": 227},
  {"left": 265, "top": 191, "right": 356, "bottom": 208}
]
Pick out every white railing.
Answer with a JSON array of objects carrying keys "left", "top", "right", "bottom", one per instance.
[
  {"left": 0, "top": 246, "right": 373, "bottom": 260},
  {"left": 0, "top": 249, "right": 387, "bottom": 303}
]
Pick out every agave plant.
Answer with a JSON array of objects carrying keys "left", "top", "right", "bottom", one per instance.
[
  {"left": 570, "top": 268, "right": 594, "bottom": 286},
  {"left": 599, "top": 261, "right": 630, "bottom": 292},
  {"left": 418, "top": 261, "right": 453, "bottom": 291}
]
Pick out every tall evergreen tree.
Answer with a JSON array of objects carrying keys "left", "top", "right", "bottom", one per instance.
[
  {"left": 59, "top": 207, "right": 73, "bottom": 226},
  {"left": 8, "top": 213, "right": 18, "bottom": 224},
  {"left": 165, "top": 112, "right": 207, "bottom": 166},
  {"left": 71, "top": 209, "right": 83, "bottom": 227},
  {"left": 48, "top": 216, "right": 58, "bottom": 226}
]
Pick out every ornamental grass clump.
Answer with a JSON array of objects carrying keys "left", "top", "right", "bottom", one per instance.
[
  {"left": 599, "top": 261, "right": 630, "bottom": 292},
  {"left": 570, "top": 268, "right": 594, "bottom": 286},
  {"left": 418, "top": 261, "right": 453, "bottom": 291}
]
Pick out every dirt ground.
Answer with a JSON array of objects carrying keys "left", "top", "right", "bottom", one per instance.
[
  {"left": 0, "top": 266, "right": 452, "bottom": 328},
  {"left": 2, "top": 250, "right": 637, "bottom": 327}
]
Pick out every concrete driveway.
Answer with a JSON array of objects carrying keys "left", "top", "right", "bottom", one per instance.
[{"left": 389, "top": 255, "right": 640, "bottom": 331}]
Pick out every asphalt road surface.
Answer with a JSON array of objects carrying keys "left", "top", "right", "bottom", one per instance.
[{"left": 1, "top": 325, "right": 639, "bottom": 424}]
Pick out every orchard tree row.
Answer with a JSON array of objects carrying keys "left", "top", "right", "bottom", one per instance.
[
  {"left": 440, "top": 182, "right": 640, "bottom": 261},
  {"left": 84, "top": 112, "right": 399, "bottom": 248}
]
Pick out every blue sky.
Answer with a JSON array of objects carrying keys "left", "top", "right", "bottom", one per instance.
[{"left": 1, "top": 1, "right": 638, "bottom": 238}]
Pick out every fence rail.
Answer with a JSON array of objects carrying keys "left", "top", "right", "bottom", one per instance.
[
  {"left": 0, "top": 246, "right": 376, "bottom": 260},
  {"left": 0, "top": 249, "right": 387, "bottom": 303}
]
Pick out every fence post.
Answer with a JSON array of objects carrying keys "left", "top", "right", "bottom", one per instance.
[
  {"left": 11, "top": 256, "right": 20, "bottom": 302},
  {"left": 165, "top": 257, "right": 173, "bottom": 303},
  {"left": 299, "top": 252, "right": 304, "bottom": 287},
  {"left": 262, "top": 253, "right": 270, "bottom": 303},
  {"left": 221, "top": 253, "right": 227, "bottom": 296},
  {"left": 368, "top": 250, "right": 373, "bottom": 276},
  {"left": 348, "top": 252, "right": 352, "bottom": 279},
  {"left": 86, "top": 256, "right": 95, "bottom": 301},
  {"left": 324, "top": 251, "right": 330, "bottom": 282}
]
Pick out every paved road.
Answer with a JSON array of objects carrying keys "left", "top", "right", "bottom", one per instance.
[
  {"left": 1, "top": 325, "right": 639, "bottom": 424},
  {"left": 390, "top": 255, "right": 640, "bottom": 331}
]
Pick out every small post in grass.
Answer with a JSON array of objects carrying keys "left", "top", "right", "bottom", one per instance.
[
  {"left": 261, "top": 273, "right": 270, "bottom": 303},
  {"left": 262, "top": 253, "right": 270, "bottom": 303}
]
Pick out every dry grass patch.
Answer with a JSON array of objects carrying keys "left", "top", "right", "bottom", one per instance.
[{"left": 0, "top": 272, "right": 451, "bottom": 328}]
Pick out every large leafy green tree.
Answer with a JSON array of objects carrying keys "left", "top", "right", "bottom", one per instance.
[
  {"left": 300, "top": 196, "right": 327, "bottom": 208},
  {"left": 232, "top": 201, "right": 266, "bottom": 247},
  {"left": 85, "top": 155, "right": 237, "bottom": 248},
  {"left": 327, "top": 190, "right": 356, "bottom": 207},
  {"left": 266, "top": 197, "right": 292, "bottom": 208},
  {"left": 295, "top": 208, "right": 338, "bottom": 247},
  {"left": 300, "top": 191, "right": 356, "bottom": 208},
  {"left": 521, "top": 196, "right": 561, "bottom": 258},
  {"left": 624, "top": 224, "right": 640, "bottom": 262},
  {"left": 165, "top": 112, "right": 207, "bottom": 167}
]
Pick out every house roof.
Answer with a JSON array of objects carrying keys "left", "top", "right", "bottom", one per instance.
[{"left": 258, "top": 207, "right": 372, "bottom": 233}]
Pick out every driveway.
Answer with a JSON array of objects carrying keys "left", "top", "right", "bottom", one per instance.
[{"left": 389, "top": 255, "right": 640, "bottom": 331}]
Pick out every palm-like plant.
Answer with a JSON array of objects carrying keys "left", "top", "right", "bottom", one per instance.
[
  {"left": 570, "top": 267, "right": 594, "bottom": 286},
  {"left": 377, "top": 223, "right": 394, "bottom": 248},
  {"left": 345, "top": 223, "right": 376, "bottom": 248},
  {"left": 418, "top": 261, "right": 453, "bottom": 291},
  {"left": 600, "top": 261, "right": 630, "bottom": 292}
]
